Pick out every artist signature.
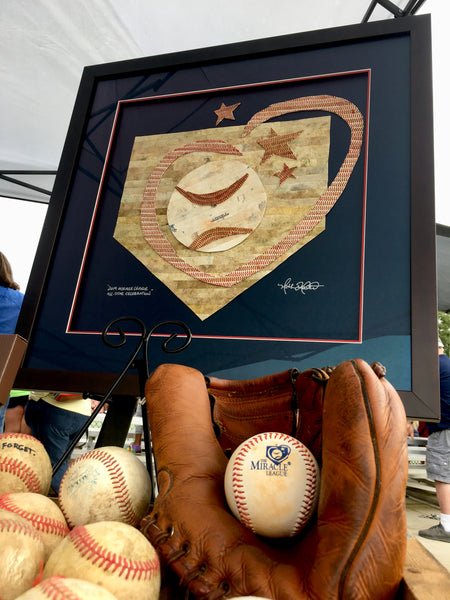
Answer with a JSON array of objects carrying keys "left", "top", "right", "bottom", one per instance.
[{"left": 277, "top": 278, "right": 324, "bottom": 295}]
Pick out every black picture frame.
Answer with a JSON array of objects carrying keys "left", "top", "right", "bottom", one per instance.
[{"left": 13, "top": 14, "right": 439, "bottom": 419}]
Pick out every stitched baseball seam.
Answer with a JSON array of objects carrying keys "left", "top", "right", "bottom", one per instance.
[
  {"left": 232, "top": 449, "right": 253, "bottom": 530},
  {"left": 0, "top": 516, "right": 43, "bottom": 543},
  {"left": 0, "top": 494, "right": 69, "bottom": 537},
  {"left": 189, "top": 226, "right": 253, "bottom": 250},
  {"left": 39, "top": 577, "right": 82, "bottom": 600},
  {"left": 1, "top": 433, "right": 37, "bottom": 443},
  {"left": 70, "top": 526, "right": 159, "bottom": 579},
  {"left": 0, "top": 457, "right": 42, "bottom": 492},
  {"left": 231, "top": 432, "right": 273, "bottom": 531},
  {"left": 175, "top": 172, "right": 249, "bottom": 206},
  {"left": 289, "top": 438, "right": 319, "bottom": 535}
]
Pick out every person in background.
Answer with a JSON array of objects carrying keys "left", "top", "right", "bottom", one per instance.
[
  {"left": 25, "top": 391, "right": 92, "bottom": 493},
  {"left": 0, "top": 251, "right": 24, "bottom": 431},
  {"left": 129, "top": 400, "right": 143, "bottom": 453},
  {"left": 406, "top": 420, "right": 419, "bottom": 438},
  {"left": 419, "top": 337, "right": 450, "bottom": 542},
  {"left": 4, "top": 389, "right": 31, "bottom": 434}
]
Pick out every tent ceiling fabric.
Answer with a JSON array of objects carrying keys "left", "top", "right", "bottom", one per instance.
[{"left": 0, "top": 0, "right": 414, "bottom": 201}]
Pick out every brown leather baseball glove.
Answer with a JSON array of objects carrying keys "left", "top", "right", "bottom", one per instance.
[{"left": 141, "top": 359, "right": 408, "bottom": 599}]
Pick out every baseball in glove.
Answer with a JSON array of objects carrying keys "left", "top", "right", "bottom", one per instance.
[{"left": 141, "top": 359, "right": 408, "bottom": 600}]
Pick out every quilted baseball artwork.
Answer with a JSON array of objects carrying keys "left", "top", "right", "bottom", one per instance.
[
  {"left": 141, "top": 358, "right": 408, "bottom": 599},
  {"left": 115, "top": 95, "right": 363, "bottom": 321}
]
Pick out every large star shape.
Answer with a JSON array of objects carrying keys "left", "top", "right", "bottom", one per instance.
[
  {"left": 257, "top": 127, "right": 302, "bottom": 163},
  {"left": 214, "top": 102, "right": 241, "bottom": 125},
  {"left": 274, "top": 163, "right": 296, "bottom": 184}
]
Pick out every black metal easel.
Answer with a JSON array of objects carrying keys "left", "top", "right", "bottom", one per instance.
[{"left": 51, "top": 317, "right": 192, "bottom": 502}]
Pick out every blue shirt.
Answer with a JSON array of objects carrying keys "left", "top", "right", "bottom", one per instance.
[
  {"left": 0, "top": 286, "right": 24, "bottom": 334},
  {"left": 426, "top": 353, "right": 450, "bottom": 433}
]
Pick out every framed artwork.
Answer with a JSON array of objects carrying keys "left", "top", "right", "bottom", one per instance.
[{"left": 13, "top": 14, "right": 438, "bottom": 418}]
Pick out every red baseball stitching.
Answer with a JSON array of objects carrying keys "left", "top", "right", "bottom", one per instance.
[
  {"left": 231, "top": 435, "right": 263, "bottom": 531},
  {"left": 189, "top": 227, "right": 253, "bottom": 250},
  {"left": 70, "top": 526, "right": 160, "bottom": 580},
  {"left": 0, "top": 433, "right": 38, "bottom": 443},
  {"left": 288, "top": 438, "right": 319, "bottom": 535},
  {"left": 0, "top": 494, "right": 69, "bottom": 538},
  {"left": 61, "top": 450, "right": 139, "bottom": 526},
  {"left": 39, "top": 576, "right": 83, "bottom": 600},
  {"left": 231, "top": 433, "right": 319, "bottom": 535},
  {"left": 0, "top": 516, "right": 43, "bottom": 544},
  {"left": 0, "top": 457, "right": 42, "bottom": 493},
  {"left": 175, "top": 172, "right": 249, "bottom": 206}
]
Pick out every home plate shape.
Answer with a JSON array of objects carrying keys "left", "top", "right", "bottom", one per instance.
[{"left": 113, "top": 94, "right": 363, "bottom": 320}]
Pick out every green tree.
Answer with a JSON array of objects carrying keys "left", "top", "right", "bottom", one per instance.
[{"left": 438, "top": 311, "right": 450, "bottom": 355}]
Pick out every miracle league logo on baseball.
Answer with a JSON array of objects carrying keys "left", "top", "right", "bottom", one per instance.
[{"left": 250, "top": 444, "right": 291, "bottom": 476}]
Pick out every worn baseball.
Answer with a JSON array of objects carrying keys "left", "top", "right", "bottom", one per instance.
[
  {"left": 0, "top": 433, "right": 52, "bottom": 495},
  {"left": 14, "top": 576, "right": 119, "bottom": 599},
  {"left": 43, "top": 520, "right": 160, "bottom": 600},
  {"left": 224, "top": 432, "right": 320, "bottom": 538},
  {"left": 58, "top": 446, "right": 152, "bottom": 528},
  {"left": 0, "top": 492, "right": 69, "bottom": 560},
  {"left": 0, "top": 508, "right": 45, "bottom": 600}
]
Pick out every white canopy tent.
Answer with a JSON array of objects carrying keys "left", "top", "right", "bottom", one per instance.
[
  {"left": 0, "top": 0, "right": 441, "bottom": 204},
  {"left": 1, "top": 0, "right": 448, "bottom": 296}
]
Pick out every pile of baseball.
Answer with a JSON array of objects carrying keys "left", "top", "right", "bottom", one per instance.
[
  {"left": 0, "top": 433, "right": 159, "bottom": 600},
  {"left": 0, "top": 430, "right": 321, "bottom": 600}
]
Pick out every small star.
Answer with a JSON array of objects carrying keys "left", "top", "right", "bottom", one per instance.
[
  {"left": 214, "top": 102, "right": 241, "bottom": 125},
  {"left": 257, "top": 128, "right": 302, "bottom": 163},
  {"left": 274, "top": 163, "right": 296, "bottom": 184}
]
